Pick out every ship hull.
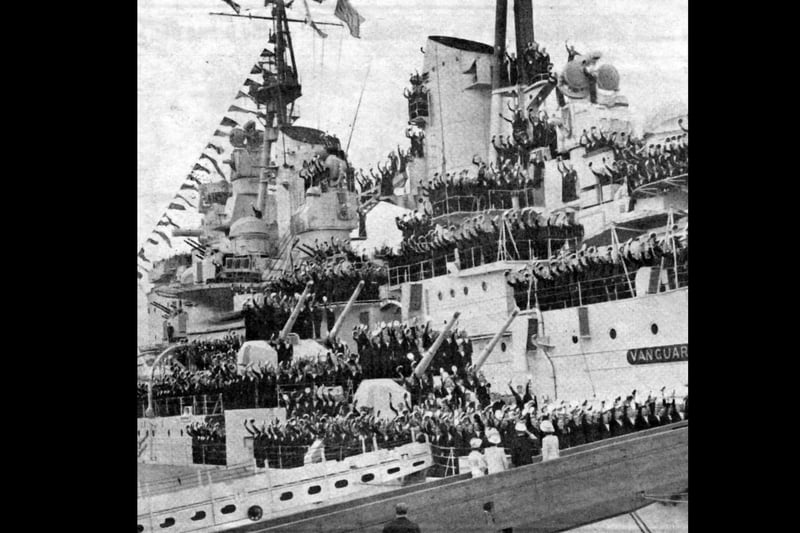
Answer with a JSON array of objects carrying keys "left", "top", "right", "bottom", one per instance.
[{"left": 225, "top": 421, "right": 688, "bottom": 532}]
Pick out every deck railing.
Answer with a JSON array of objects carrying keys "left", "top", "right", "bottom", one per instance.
[
  {"left": 430, "top": 187, "right": 544, "bottom": 218},
  {"left": 513, "top": 263, "right": 688, "bottom": 312},
  {"left": 387, "top": 238, "right": 579, "bottom": 286}
]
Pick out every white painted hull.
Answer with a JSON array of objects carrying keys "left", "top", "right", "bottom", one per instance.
[{"left": 137, "top": 442, "right": 433, "bottom": 533}]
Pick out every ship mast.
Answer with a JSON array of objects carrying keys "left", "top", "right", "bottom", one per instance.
[{"left": 250, "top": 0, "right": 304, "bottom": 217}]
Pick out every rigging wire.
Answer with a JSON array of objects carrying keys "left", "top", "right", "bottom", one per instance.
[
  {"left": 317, "top": 35, "right": 326, "bottom": 131},
  {"left": 432, "top": 44, "right": 446, "bottom": 175},
  {"left": 345, "top": 60, "right": 372, "bottom": 155}
]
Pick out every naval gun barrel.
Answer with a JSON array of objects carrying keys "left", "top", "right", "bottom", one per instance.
[
  {"left": 473, "top": 308, "right": 520, "bottom": 373},
  {"left": 327, "top": 280, "right": 365, "bottom": 340},
  {"left": 413, "top": 312, "right": 461, "bottom": 378},
  {"left": 279, "top": 281, "right": 314, "bottom": 341}
]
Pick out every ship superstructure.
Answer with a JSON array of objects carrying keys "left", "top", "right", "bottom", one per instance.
[{"left": 138, "top": 1, "right": 687, "bottom": 531}]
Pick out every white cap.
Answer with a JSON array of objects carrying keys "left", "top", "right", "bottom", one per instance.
[
  {"left": 514, "top": 421, "right": 527, "bottom": 432},
  {"left": 470, "top": 438, "right": 483, "bottom": 449},
  {"left": 540, "top": 420, "right": 555, "bottom": 433}
]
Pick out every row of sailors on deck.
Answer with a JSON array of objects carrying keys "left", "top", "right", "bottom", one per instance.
[
  {"left": 395, "top": 207, "right": 433, "bottom": 239},
  {"left": 506, "top": 226, "right": 690, "bottom": 286},
  {"left": 387, "top": 208, "right": 583, "bottom": 269},
  {"left": 467, "top": 388, "right": 687, "bottom": 477},
  {"left": 506, "top": 228, "right": 688, "bottom": 308},
  {"left": 421, "top": 161, "right": 542, "bottom": 210},
  {"left": 496, "top": 108, "right": 559, "bottom": 166},
  {"left": 355, "top": 146, "right": 414, "bottom": 201}
]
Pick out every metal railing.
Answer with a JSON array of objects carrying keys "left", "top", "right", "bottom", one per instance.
[
  {"left": 139, "top": 435, "right": 423, "bottom": 498},
  {"left": 513, "top": 263, "right": 688, "bottom": 312},
  {"left": 139, "top": 379, "right": 358, "bottom": 419},
  {"left": 387, "top": 238, "right": 579, "bottom": 286},
  {"left": 429, "top": 188, "right": 544, "bottom": 217},
  {"left": 138, "top": 394, "right": 224, "bottom": 419}
]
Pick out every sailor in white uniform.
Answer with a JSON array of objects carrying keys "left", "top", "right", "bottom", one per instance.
[
  {"left": 467, "top": 438, "right": 488, "bottom": 478},
  {"left": 540, "top": 420, "right": 560, "bottom": 462},
  {"left": 483, "top": 428, "right": 508, "bottom": 474}
]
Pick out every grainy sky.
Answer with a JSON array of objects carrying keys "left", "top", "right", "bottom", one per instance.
[{"left": 137, "top": 0, "right": 687, "bottom": 343}]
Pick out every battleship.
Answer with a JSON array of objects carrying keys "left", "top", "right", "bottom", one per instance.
[{"left": 138, "top": 1, "right": 687, "bottom": 531}]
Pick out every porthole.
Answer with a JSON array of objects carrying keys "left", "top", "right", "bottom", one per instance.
[
  {"left": 609, "top": 329, "right": 617, "bottom": 339},
  {"left": 221, "top": 505, "right": 236, "bottom": 514},
  {"left": 463, "top": 286, "right": 469, "bottom": 296},
  {"left": 361, "top": 473, "right": 375, "bottom": 482},
  {"left": 387, "top": 466, "right": 400, "bottom": 474},
  {"left": 138, "top": 526, "right": 144, "bottom": 533},
  {"left": 413, "top": 460, "right": 426, "bottom": 467},
  {"left": 334, "top": 479, "right": 348, "bottom": 489},
  {"left": 159, "top": 517, "right": 175, "bottom": 528},
  {"left": 651, "top": 323, "right": 659, "bottom": 335},
  {"left": 450, "top": 289, "right": 456, "bottom": 298},
  {"left": 247, "top": 505, "right": 263, "bottom": 521},
  {"left": 190, "top": 511, "right": 206, "bottom": 521},
  {"left": 180, "top": 430, "right": 183, "bottom": 437},
  {"left": 500, "top": 342, "right": 507, "bottom": 352},
  {"left": 308, "top": 485, "right": 322, "bottom": 495},
  {"left": 167, "top": 430, "right": 171, "bottom": 437},
  {"left": 279, "top": 491, "right": 293, "bottom": 501},
  {"left": 482, "top": 281, "right": 488, "bottom": 291},
  {"left": 437, "top": 291, "right": 443, "bottom": 301},
  {"left": 572, "top": 336, "right": 578, "bottom": 344}
]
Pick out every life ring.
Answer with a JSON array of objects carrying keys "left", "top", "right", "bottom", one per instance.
[{"left": 248, "top": 505, "right": 263, "bottom": 521}]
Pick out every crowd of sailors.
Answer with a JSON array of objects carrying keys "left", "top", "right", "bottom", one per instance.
[
  {"left": 353, "top": 318, "right": 473, "bottom": 381},
  {"left": 386, "top": 207, "right": 584, "bottom": 273},
  {"left": 241, "top": 370, "right": 687, "bottom": 473},
  {"left": 500, "top": 41, "right": 555, "bottom": 87},
  {"left": 185, "top": 418, "right": 226, "bottom": 465},
  {"left": 506, "top": 226, "right": 689, "bottom": 310},
  {"left": 140, "top": 332, "right": 687, "bottom": 475},
  {"left": 496, "top": 109, "right": 559, "bottom": 166},
  {"left": 234, "top": 239, "right": 386, "bottom": 340},
  {"left": 422, "top": 160, "right": 543, "bottom": 216},
  {"left": 355, "top": 146, "right": 415, "bottom": 204},
  {"left": 395, "top": 208, "right": 433, "bottom": 239},
  {"left": 139, "top": 317, "right": 474, "bottom": 414}
]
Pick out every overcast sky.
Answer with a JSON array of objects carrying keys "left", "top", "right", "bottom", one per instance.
[{"left": 137, "top": 0, "right": 687, "bottom": 343}]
